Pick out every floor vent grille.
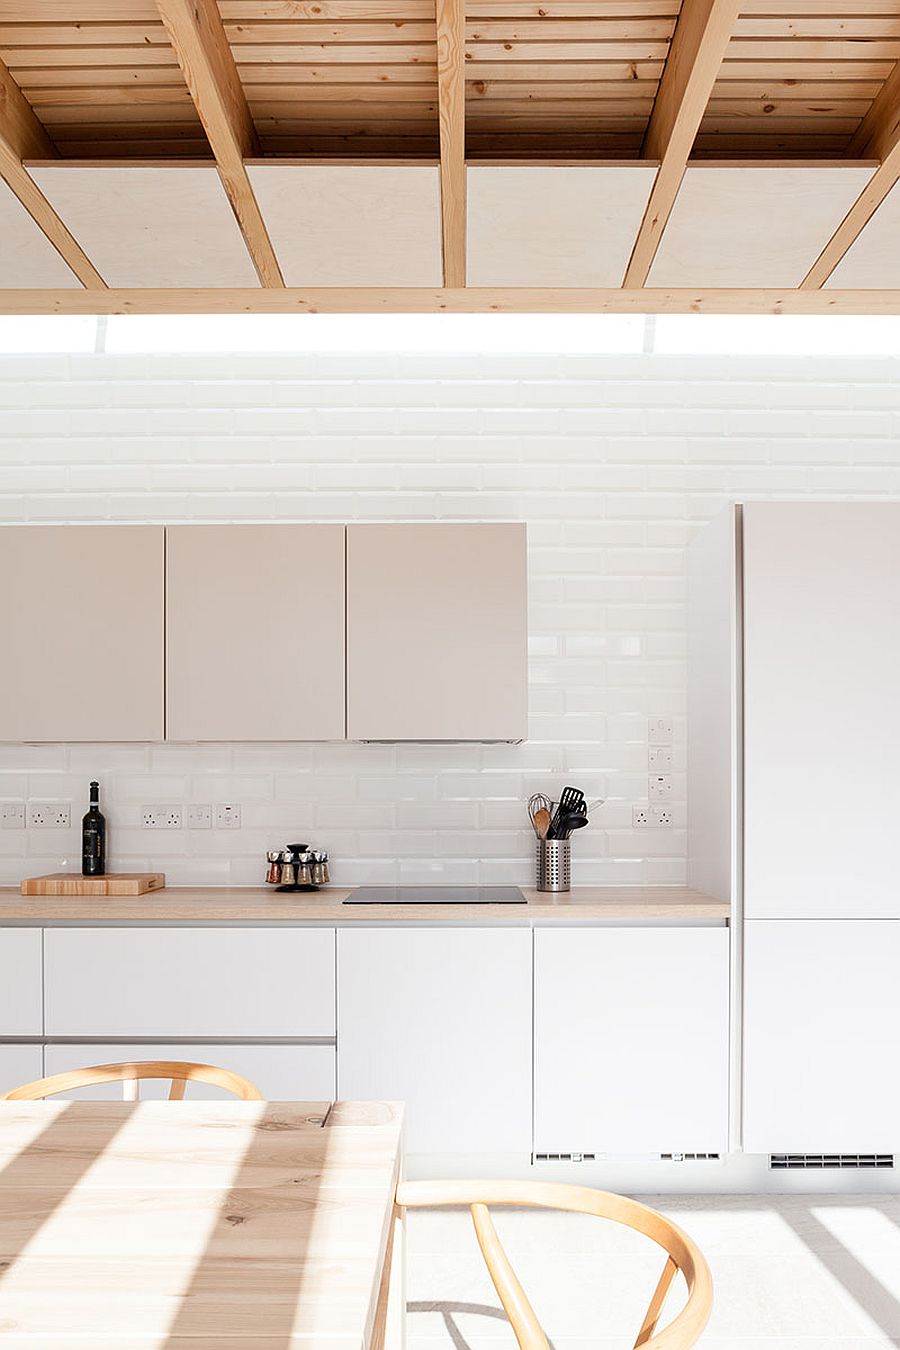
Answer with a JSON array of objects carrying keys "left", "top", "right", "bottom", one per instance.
[
  {"left": 770, "top": 1153, "right": 894, "bottom": 1170},
  {"left": 534, "top": 1152, "right": 596, "bottom": 1163}
]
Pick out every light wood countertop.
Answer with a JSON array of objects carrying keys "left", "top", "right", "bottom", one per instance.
[
  {"left": 0, "top": 1098, "right": 403, "bottom": 1348},
  {"left": 0, "top": 884, "right": 728, "bottom": 923}
]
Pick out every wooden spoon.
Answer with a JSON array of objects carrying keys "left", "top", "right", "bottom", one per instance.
[{"left": 532, "top": 807, "right": 551, "bottom": 840}]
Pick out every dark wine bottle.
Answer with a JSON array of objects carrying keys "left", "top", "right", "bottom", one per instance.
[{"left": 82, "top": 780, "right": 106, "bottom": 877}]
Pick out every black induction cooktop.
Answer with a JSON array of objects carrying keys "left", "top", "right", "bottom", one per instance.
[{"left": 343, "top": 885, "right": 526, "bottom": 905}]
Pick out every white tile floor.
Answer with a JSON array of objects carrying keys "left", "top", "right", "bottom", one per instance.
[{"left": 405, "top": 1196, "right": 900, "bottom": 1349}]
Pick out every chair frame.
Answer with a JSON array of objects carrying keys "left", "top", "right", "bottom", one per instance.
[
  {"left": 396, "top": 1179, "right": 712, "bottom": 1350},
  {"left": 1, "top": 1059, "right": 263, "bottom": 1102}
]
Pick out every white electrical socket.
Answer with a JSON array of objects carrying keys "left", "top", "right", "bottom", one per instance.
[
  {"left": 28, "top": 801, "right": 71, "bottom": 829},
  {"left": 634, "top": 804, "right": 673, "bottom": 827},
  {"left": 215, "top": 803, "right": 241, "bottom": 830},
  {"left": 648, "top": 716, "right": 674, "bottom": 745},
  {"left": 649, "top": 774, "right": 674, "bottom": 799},
  {"left": 0, "top": 801, "right": 25, "bottom": 830},
  {"left": 142, "top": 805, "right": 183, "bottom": 830},
  {"left": 187, "top": 803, "right": 212, "bottom": 830},
  {"left": 648, "top": 746, "right": 674, "bottom": 771}
]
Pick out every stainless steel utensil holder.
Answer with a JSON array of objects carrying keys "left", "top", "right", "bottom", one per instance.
[{"left": 536, "top": 839, "right": 570, "bottom": 892}]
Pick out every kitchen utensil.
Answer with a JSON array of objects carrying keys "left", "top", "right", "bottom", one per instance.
[
  {"left": 21, "top": 872, "right": 165, "bottom": 897},
  {"left": 527, "top": 793, "right": 553, "bottom": 837},
  {"left": 558, "top": 810, "right": 589, "bottom": 840},
  {"left": 548, "top": 786, "right": 585, "bottom": 839},
  {"left": 532, "top": 807, "right": 551, "bottom": 839}
]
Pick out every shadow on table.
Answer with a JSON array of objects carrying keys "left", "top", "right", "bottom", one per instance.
[{"left": 0, "top": 1101, "right": 129, "bottom": 1277}]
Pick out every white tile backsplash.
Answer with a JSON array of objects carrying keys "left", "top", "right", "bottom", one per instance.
[{"left": 1, "top": 348, "right": 899, "bottom": 887}]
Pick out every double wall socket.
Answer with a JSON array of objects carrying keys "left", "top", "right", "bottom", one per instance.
[
  {"left": 142, "top": 805, "right": 183, "bottom": 830},
  {"left": 632, "top": 805, "right": 673, "bottom": 828},
  {"left": 28, "top": 801, "right": 71, "bottom": 829}
]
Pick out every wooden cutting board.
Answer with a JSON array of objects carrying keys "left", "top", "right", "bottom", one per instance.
[{"left": 21, "top": 873, "right": 166, "bottom": 896}]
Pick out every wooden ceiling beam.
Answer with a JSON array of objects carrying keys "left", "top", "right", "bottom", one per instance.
[
  {"left": 802, "top": 60, "right": 900, "bottom": 288},
  {"left": 623, "top": 0, "right": 742, "bottom": 288},
  {"left": 5, "top": 287, "right": 900, "bottom": 315},
  {"left": 0, "top": 60, "right": 105, "bottom": 288},
  {"left": 436, "top": 0, "right": 466, "bottom": 287},
  {"left": 156, "top": 0, "right": 284, "bottom": 287}
]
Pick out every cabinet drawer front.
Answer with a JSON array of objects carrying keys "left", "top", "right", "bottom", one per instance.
[
  {"left": 0, "top": 930, "right": 42, "bottom": 1036},
  {"left": 45, "top": 928, "right": 335, "bottom": 1038},
  {"left": 44, "top": 1042, "right": 335, "bottom": 1102},
  {"left": 535, "top": 927, "right": 729, "bottom": 1155}
]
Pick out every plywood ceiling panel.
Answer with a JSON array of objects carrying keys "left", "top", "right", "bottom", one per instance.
[
  {"left": 246, "top": 162, "right": 442, "bottom": 284},
  {"left": 826, "top": 179, "right": 900, "bottom": 287},
  {"left": 467, "top": 164, "right": 657, "bottom": 285},
  {"left": 0, "top": 178, "right": 81, "bottom": 288},
  {"left": 27, "top": 164, "right": 260, "bottom": 287},
  {"left": 648, "top": 163, "right": 876, "bottom": 288}
]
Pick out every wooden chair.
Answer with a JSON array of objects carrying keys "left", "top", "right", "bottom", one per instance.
[
  {"left": 396, "top": 1180, "right": 712, "bottom": 1350},
  {"left": 1, "top": 1060, "right": 263, "bottom": 1102}
]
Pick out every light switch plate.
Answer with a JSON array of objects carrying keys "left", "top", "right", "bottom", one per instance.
[
  {"left": 215, "top": 803, "right": 241, "bottom": 830},
  {"left": 0, "top": 801, "right": 25, "bottom": 829}
]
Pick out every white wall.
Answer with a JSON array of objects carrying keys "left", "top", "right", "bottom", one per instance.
[{"left": 0, "top": 345, "right": 898, "bottom": 888}]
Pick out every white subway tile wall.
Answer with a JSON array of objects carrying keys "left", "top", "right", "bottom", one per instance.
[{"left": 1, "top": 349, "right": 898, "bottom": 887}]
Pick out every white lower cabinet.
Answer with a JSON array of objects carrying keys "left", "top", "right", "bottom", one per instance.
[
  {"left": 0, "top": 929, "right": 42, "bottom": 1035},
  {"left": 0, "top": 1044, "right": 42, "bottom": 1095},
  {"left": 744, "top": 919, "right": 900, "bottom": 1154},
  {"left": 44, "top": 927, "right": 336, "bottom": 1038},
  {"left": 534, "top": 927, "right": 729, "bottom": 1155},
  {"left": 337, "top": 927, "right": 532, "bottom": 1155},
  {"left": 44, "top": 1042, "right": 335, "bottom": 1101}
]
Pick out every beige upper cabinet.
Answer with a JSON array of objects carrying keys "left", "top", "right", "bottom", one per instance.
[
  {"left": 346, "top": 523, "right": 527, "bottom": 741},
  {"left": 166, "top": 525, "right": 345, "bottom": 741},
  {"left": 0, "top": 526, "right": 164, "bottom": 742}
]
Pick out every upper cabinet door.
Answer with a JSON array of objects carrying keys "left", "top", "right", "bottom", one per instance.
[
  {"left": 166, "top": 525, "right": 345, "bottom": 741},
  {"left": 346, "top": 523, "right": 527, "bottom": 741},
  {"left": 743, "top": 502, "right": 900, "bottom": 919},
  {"left": 0, "top": 526, "right": 163, "bottom": 742}
]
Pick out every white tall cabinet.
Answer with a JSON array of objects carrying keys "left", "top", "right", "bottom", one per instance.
[{"left": 689, "top": 501, "right": 900, "bottom": 1156}]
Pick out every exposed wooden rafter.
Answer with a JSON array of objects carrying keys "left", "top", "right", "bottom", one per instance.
[
  {"left": 0, "top": 58, "right": 105, "bottom": 288},
  {"left": 436, "top": 0, "right": 466, "bottom": 286},
  {"left": 623, "top": 0, "right": 742, "bottom": 288},
  {"left": 802, "top": 59, "right": 900, "bottom": 289},
  {"left": 5, "top": 287, "right": 900, "bottom": 315},
  {"left": 155, "top": 0, "right": 284, "bottom": 288}
]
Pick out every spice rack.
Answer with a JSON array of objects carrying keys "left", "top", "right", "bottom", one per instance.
[{"left": 265, "top": 843, "right": 330, "bottom": 893}]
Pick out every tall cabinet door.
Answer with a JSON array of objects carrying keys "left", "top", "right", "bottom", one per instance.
[
  {"left": 743, "top": 502, "right": 900, "bottom": 918},
  {"left": 346, "top": 523, "right": 527, "bottom": 740},
  {"left": 0, "top": 526, "right": 164, "bottom": 741},
  {"left": 166, "top": 525, "right": 346, "bottom": 740},
  {"left": 744, "top": 920, "right": 900, "bottom": 1153},
  {"left": 337, "top": 927, "right": 532, "bottom": 1155},
  {"left": 534, "top": 928, "right": 729, "bottom": 1155}
]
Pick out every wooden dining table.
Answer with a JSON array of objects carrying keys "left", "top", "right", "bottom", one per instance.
[{"left": 0, "top": 1098, "right": 405, "bottom": 1349}]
